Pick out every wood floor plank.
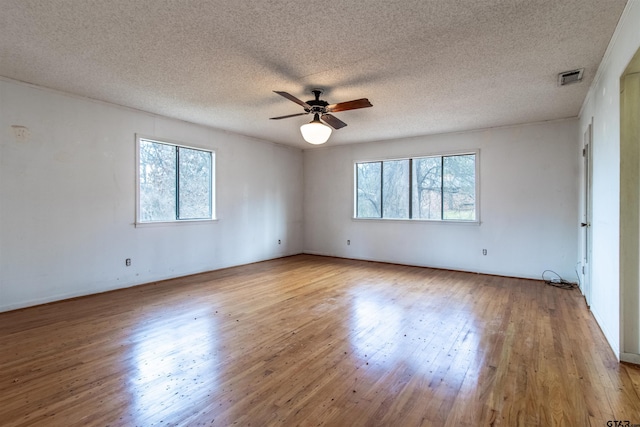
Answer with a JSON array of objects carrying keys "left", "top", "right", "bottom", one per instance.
[{"left": 1, "top": 255, "right": 639, "bottom": 426}]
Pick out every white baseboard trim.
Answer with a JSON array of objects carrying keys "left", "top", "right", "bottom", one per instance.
[
  {"left": 302, "top": 250, "right": 541, "bottom": 280},
  {"left": 621, "top": 352, "right": 640, "bottom": 365}
]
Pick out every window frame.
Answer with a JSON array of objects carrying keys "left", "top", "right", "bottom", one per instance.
[
  {"left": 135, "top": 134, "right": 216, "bottom": 227},
  {"left": 353, "top": 149, "right": 480, "bottom": 223}
]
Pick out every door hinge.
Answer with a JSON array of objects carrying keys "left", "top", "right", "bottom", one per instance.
[
  {"left": 582, "top": 265, "right": 585, "bottom": 275},
  {"left": 582, "top": 148, "right": 586, "bottom": 157}
]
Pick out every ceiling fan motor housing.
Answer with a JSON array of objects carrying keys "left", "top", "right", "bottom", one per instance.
[
  {"left": 306, "top": 103, "right": 328, "bottom": 114},
  {"left": 306, "top": 90, "right": 329, "bottom": 113}
]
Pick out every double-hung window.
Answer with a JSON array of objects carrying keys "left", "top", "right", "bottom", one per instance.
[
  {"left": 355, "top": 152, "right": 477, "bottom": 221},
  {"left": 136, "top": 135, "right": 215, "bottom": 224}
]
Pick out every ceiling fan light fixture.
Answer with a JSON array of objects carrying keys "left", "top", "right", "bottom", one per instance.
[{"left": 300, "top": 114, "right": 332, "bottom": 145}]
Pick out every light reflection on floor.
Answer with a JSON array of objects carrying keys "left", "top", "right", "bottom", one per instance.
[
  {"left": 349, "top": 289, "right": 481, "bottom": 380},
  {"left": 127, "top": 308, "right": 218, "bottom": 424}
]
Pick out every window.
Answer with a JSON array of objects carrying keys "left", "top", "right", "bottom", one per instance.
[
  {"left": 355, "top": 152, "right": 477, "bottom": 221},
  {"left": 136, "top": 136, "right": 215, "bottom": 223}
]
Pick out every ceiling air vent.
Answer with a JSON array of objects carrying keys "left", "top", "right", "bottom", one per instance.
[{"left": 558, "top": 68, "right": 584, "bottom": 86}]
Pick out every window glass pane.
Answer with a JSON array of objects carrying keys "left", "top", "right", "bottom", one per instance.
[
  {"left": 139, "top": 140, "right": 176, "bottom": 221},
  {"left": 412, "top": 157, "right": 442, "bottom": 219},
  {"left": 443, "top": 154, "right": 476, "bottom": 220},
  {"left": 382, "top": 160, "right": 409, "bottom": 219},
  {"left": 178, "top": 147, "right": 212, "bottom": 219},
  {"left": 357, "top": 162, "right": 381, "bottom": 218},
  {"left": 356, "top": 153, "right": 476, "bottom": 222}
]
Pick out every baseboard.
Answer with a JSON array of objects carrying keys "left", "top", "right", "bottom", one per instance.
[
  {"left": 621, "top": 352, "right": 640, "bottom": 365},
  {"left": 0, "top": 252, "right": 304, "bottom": 314},
  {"left": 302, "top": 250, "right": 541, "bottom": 281},
  {"left": 590, "top": 308, "right": 620, "bottom": 361}
]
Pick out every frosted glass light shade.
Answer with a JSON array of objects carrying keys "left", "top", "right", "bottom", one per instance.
[{"left": 300, "top": 120, "right": 332, "bottom": 145}]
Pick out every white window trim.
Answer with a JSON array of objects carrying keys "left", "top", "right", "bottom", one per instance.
[
  {"left": 135, "top": 134, "right": 217, "bottom": 227},
  {"left": 352, "top": 149, "right": 480, "bottom": 224}
]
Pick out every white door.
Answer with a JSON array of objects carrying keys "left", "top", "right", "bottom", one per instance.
[{"left": 582, "top": 122, "right": 593, "bottom": 306}]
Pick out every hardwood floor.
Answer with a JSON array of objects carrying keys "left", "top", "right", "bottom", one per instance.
[{"left": 1, "top": 255, "right": 639, "bottom": 426}]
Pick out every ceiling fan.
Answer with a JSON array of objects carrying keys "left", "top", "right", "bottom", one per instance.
[{"left": 270, "top": 89, "right": 373, "bottom": 144}]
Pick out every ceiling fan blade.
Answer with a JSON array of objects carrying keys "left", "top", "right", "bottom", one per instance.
[
  {"left": 273, "top": 91, "right": 311, "bottom": 109},
  {"left": 270, "top": 112, "right": 308, "bottom": 120},
  {"left": 321, "top": 114, "right": 348, "bottom": 129},
  {"left": 326, "top": 98, "right": 372, "bottom": 113}
]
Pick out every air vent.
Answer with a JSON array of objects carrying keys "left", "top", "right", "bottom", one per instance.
[{"left": 558, "top": 68, "right": 584, "bottom": 86}]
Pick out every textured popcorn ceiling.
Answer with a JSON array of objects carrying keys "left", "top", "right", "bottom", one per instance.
[{"left": 0, "top": 0, "right": 627, "bottom": 148}]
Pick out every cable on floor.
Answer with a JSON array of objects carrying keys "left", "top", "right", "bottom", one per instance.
[{"left": 542, "top": 269, "right": 578, "bottom": 290}]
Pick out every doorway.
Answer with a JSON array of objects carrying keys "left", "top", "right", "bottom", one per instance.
[
  {"left": 620, "top": 47, "right": 640, "bottom": 364},
  {"left": 582, "top": 122, "right": 593, "bottom": 307}
]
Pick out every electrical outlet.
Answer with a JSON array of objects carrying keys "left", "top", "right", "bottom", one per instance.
[
  {"left": 125, "top": 258, "right": 131, "bottom": 266},
  {"left": 482, "top": 249, "right": 487, "bottom": 256},
  {"left": 11, "top": 125, "right": 30, "bottom": 142},
  {"left": 278, "top": 239, "right": 281, "bottom": 245},
  {"left": 347, "top": 240, "right": 350, "bottom": 245}
]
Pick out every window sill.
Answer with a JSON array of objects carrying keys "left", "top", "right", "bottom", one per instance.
[
  {"left": 135, "top": 218, "right": 218, "bottom": 228},
  {"left": 351, "top": 217, "right": 480, "bottom": 225}
]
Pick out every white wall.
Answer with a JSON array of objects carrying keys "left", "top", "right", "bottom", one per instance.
[
  {"left": 304, "top": 119, "right": 580, "bottom": 280},
  {"left": 0, "top": 78, "right": 304, "bottom": 312},
  {"left": 578, "top": 0, "right": 640, "bottom": 359}
]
